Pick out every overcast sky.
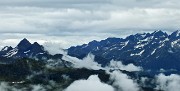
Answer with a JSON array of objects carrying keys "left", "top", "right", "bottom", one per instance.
[{"left": 0, "top": 0, "right": 180, "bottom": 48}]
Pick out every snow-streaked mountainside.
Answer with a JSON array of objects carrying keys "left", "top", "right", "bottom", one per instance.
[
  {"left": 68, "top": 30, "right": 180, "bottom": 72},
  {"left": 0, "top": 38, "right": 46, "bottom": 58}
]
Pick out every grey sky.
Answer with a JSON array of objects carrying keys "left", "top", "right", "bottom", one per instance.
[{"left": 0, "top": 0, "right": 180, "bottom": 48}]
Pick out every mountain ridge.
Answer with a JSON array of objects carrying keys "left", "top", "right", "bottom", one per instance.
[{"left": 68, "top": 30, "right": 180, "bottom": 71}]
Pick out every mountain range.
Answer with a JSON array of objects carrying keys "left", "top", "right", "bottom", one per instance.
[
  {"left": 0, "top": 30, "right": 180, "bottom": 72},
  {"left": 68, "top": 30, "right": 180, "bottom": 72}
]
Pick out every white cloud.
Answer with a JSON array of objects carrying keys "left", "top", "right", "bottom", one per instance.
[
  {"left": 44, "top": 45, "right": 142, "bottom": 71},
  {"left": 155, "top": 73, "right": 180, "bottom": 91},
  {"left": 109, "top": 71, "right": 140, "bottom": 91},
  {"left": 62, "top": 53, "right": 102, "bottom": 70},
  {"left": 64, "top": 75, "right": 114, "bottom": 91},
  {"left": 41, "top": 47, "right": 102, "bottom": 69},
  {"left": 47, "top": 48, "right": 142, "bottom": 71},
  {"left": 107, "top": 60, "right": 142, "bottom": 72},
  {"left": 74, "top": 54, "right": 102, "bottom": 70},
  {"left": 43, "top": 42, "right": 67, "bottom": 55}
]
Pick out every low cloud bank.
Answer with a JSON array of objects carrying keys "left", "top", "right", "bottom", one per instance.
[
  {"left": 155, "top": 73, "right": 180, "bottom": 91},
  {"left": 43, "top": 42, "right": 67, "bottom": 55},
  {"left": 109, "top": 71, "right": 140, "bottom": 91},
  {"left": 44, "top": 43, "right": 142, "bottom": 72},
  {"left": 107, "top": 60, "right": 142, "bottom": 72},
  {"left": 62, "top": 53, "right": 102, "bottom": 70},
  {"left": 62, "top": 53, "right": 142, "bottom": 71},
  {"left": 44, "top": 44, "right": 102, "bottom": 70},
  {"left": 73, "top": 54, "right": 102, "bottom": 70},
  {"left": 64, "top": 75, "right": 114, "bottom": 91}
]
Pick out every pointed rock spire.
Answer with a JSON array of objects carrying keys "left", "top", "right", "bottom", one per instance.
[
  {"left": 17, "top": 38, "right": 31, "bottom": 50},
  {"left": 31, "top": 42, "right": 42, "bottom": 49},
  {"left": 171, "top": 30, "right": 180, "bottom": 37},
  {"left": 152, "top": 30, "right": 168, "bottom": 37},
  {"left": 169, "top": 30, "right": 180, "bottom": 40}
]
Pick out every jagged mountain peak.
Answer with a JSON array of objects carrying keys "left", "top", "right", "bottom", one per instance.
[
  {"left": 1, "top": 46, "right": 13, "bottom": 51},
  {"left": 174, "top": 30, "right": 180, "bottom": 34},
  {"left": 33, "top": 42, "right": 39, "bottom": 45},
  {"left": 29, "top": 42, "right": 44, "bottom": 53},
  {"left": 17, "top": 38, "right": 31, "bottom": 50},
  {"left": 132, "top": 33, "right": 147, "bottom": 40},
  {"left": 170, "top": 30, "right": 180, "bottom": 37},
  {"left": 0, "top": 38, "right": 48, "bottom": 59},
  {"left": 152, "top": 30, "right": 168, "bottom": 37},
  {"left": 153, "top": 30, "right": 163, "bottom": 33},
  {"left": 32, "top": 42, "right": 41, "bottom": 47},
  {"left": 19, "top": 38, "right": 30, "bottom": 44},
  {"left": 126, "top": 34, "right": 144, "bottom": 41},
  {"left": 88, "top": 40, "right": 98, "bottom": 45}
]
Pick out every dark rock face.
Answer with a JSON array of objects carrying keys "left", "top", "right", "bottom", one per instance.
[
  {"left": 68, "top": 30, "right": 180, "bottom": 71},
  {"left": 17, "top": 38, "right": 32, "bottom": 51}
]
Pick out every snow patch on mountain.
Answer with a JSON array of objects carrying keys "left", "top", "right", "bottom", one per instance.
[
  {"left": 24, "top": 50, "right": 30, "bottom": 54},
  {"left": 171, "top": 39, "right": 180, "bottom": 47},
  {"left": 3, "top": 48, "right": 18, "bottom": 58},
  {"left": 119, "top": 40, "right": 129, "bottom": 50},
  {"left": 1, "top": 46, "right": 9, "bottom": 51},
  {"left": 130, "top": 50, "right": 145, "bottom": 56}
]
